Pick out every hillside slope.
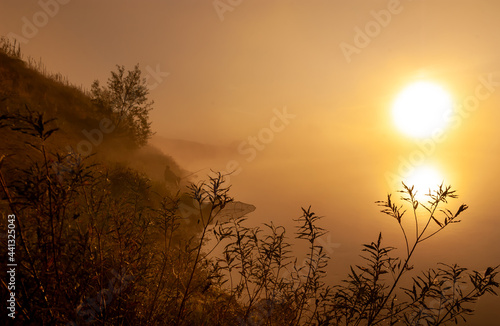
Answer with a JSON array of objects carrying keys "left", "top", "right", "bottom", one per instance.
[{"left": 0, "top": 46, "right": 184, "bottom": 189}]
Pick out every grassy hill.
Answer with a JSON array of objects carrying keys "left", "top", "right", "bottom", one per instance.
[{"left": 0, "top": 38, "right": 184, "bottom": 190}]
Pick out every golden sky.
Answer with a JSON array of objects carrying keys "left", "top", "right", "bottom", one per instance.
[{"left": 2, "top": 1, "right": 500, "bottom": 323}]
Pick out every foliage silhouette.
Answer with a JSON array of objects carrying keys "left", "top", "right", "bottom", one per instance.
[
  {"left": 0, "top": 107, "right": 499, "bottom": 325},
  {"left": 0, "top": 41, "right": 498, "bottom": 324},
  {"left": 91, "top": 64, "right": 154, "bottom": 147},
  {"left": 320, "top": 184, "right": 497, "bottom": 326}
]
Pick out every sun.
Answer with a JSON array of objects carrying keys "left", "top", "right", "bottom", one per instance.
[
  {"left": 404, "top": 166, "right": 444, "bottom": 201},
  {"left": 392, "top": 81, "right": 453, "bottom": 138}
]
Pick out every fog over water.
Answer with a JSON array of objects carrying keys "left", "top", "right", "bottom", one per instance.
[{"left": 2, "top": 1, "right": 500, "bottom": 324}]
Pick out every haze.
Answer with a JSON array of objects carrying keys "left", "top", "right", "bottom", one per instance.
[{"left": 1, "top": 0, "right": 499, "bottom": 324}]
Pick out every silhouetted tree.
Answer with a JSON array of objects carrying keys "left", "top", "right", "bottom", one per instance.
[{"left": 91, "top": 64, "right": 153, "bottom": 146}]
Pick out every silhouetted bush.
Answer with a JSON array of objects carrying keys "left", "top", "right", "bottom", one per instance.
[{"left": 90, "top": 64, "right": 154, "bottom": 147}]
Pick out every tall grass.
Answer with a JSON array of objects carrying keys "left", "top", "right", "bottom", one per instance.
[{"left": 0, "top": 36, "right": 89, "bottom": 95}]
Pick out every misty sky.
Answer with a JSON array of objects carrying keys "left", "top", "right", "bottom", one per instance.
[{"left": 1, "top": 1, "right": 500, "bottom": 323}]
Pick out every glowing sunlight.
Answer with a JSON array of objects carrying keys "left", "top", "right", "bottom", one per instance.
[{"left": 392, "top": 81, "right": 453, "bottom": 138}]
